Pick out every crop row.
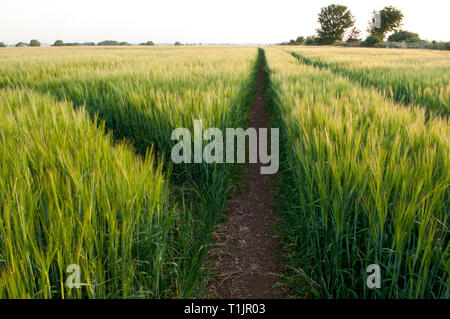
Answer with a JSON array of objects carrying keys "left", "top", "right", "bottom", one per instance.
[
  {"left": 264, "top": 48, "right": 449, "bottom": 298},
  {"left": 0, "top": 47, "right": 258, "bottom": 298},
  {"left": 290, "top": 47, "right": 450, "bottom": 117}
]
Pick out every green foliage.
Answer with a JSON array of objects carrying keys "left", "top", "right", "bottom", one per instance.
[
  {"left": 140, "top": 41, "right": 155, "bottom": 46},
  {"left": 53, "top": 40, "right": 64, "bottom": 46},
  {"left": 29, "top": 39, "right": 41, "bottom": 47},
  {"left": 316, "top": 4, "right": 354, "bottom": 44},
  {"left": 174, "top": 41, "right": 182, "bottom": 46},
  {"left": 305, "top": 36, "right": 316, "bottom": 45},
  {"left": 361, "top": 34, "right": 384, "bottom": 47},
  {"left": 425, "top": 41, "right": 450, "bottom": 50},
  {"left": 296, "top": 36, "right": 305, "bottom": 44},
  {"left": 0, "top": 42, "right": 6, "bottom": 47},
  {"left": 369, "top": 6, "right": 404, "bottom": 38},
  {"left": 97, "top": 40, "right": 120, "bottom": 46},
  {"left": 388, "top": 30, "right": 421, "bottom": 43},
  {"left": 15, "top": 42, "right": 27, "bottom": 47}
]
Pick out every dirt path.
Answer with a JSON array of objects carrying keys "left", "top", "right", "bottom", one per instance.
[{"left": 207, "top": 50, "right": 283, "bottom": 299}]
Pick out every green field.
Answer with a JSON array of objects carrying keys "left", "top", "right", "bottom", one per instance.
[
  {"left": 265, "top": 47, "right": 449, "bottom": 298},
  {"left": 0, "top": 46, "right": 448, "bottom": 298}
]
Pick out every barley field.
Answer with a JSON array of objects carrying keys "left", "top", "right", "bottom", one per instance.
[
  {"left": 264, "top": 47, "right": 449, "bottom": 298},
  {"left": 0, "top": 46, "right": 257, "bottom": 298},
  {"left": 290, "top": 47, "right": 450, "bottom": 117},
  {"left": 0, "top": 46, "right": 448, "bottom": 299}
]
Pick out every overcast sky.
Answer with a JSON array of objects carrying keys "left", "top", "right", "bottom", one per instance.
[{"left": 1, "top": 0, "right": 449, "bottom": 44}]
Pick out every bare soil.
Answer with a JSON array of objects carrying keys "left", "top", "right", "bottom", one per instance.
[{"left": 206, "top": 53, "right": 283, "bottom": 299}]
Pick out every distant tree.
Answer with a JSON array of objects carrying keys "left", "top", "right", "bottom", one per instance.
[
  {"left": 316, "top": 4, "right": 354, "bottom": 44},
  {"left": 388, "top": 30, "right": 421, "bottom": 42},
  {"left": 0, "top": 42, "right": 6, "bottom": 47},
  {"left": 305, "top": 36, "right": 316, "bottom": 45},
  {"left": 53, "top": 40, "right": 64, "bottom": 46},
  {"left": 289, "top": 39, "right": 296, "bottom": 45},
  {"left": 81, "top": 42, "right": 96, "bottom": 46},
  {"left": 361, "top": 34, "right": 383, "bottom": 47},
  {"left": 346, "top": 27, "right": 362, "bottom": 42},
  {"left": 15, "top": 42, "right": 27, "bottom": 47},
  {"left": 368, "top": 6, "right": 403, "bottom": 38},
  {"left": 174, "top": 41, "right": 182, "bottom": 46},
  {"left": 140, "top": 41, "right": 155, "bottom": 46},
  {"left": 119, "top": 42, "right": 130, "bottom": 46},
  {"left": 97, "top": 40, "right": 120, "bottom": 46},
  {"left": 65, "top": 42, "right": 80, "bottom": 46},
  {"left": 296, "top": 36, "right": 305, "bottom": 44},
  {"left": 29, "top": 39, "right": 41, "bottom": 47}
]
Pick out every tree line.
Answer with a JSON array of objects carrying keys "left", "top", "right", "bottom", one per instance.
[
  {"left": 282, "top": 4, "right": 450, "bottom": 50},
  {"left": 0, "top": 40, "right": 186, "bottom": 47}
]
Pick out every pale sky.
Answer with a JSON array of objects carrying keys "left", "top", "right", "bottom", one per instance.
[{"left": 1, "top": 0, "right": 449, "bottom": 44}]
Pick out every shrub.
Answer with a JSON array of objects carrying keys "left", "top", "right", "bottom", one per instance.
[
  {"left": 361, "top": 34, "right": 383, "bottom": 47},
  {"left": 140, "top": 41, "right": 155, "bottom": 46},
  {"left": 296, "top": 36, "right": 305, "bottom": 45},
  {"left": 305, "top": 36, "right": 316, "bottom": 45},
  {"left": 97, "top": 40, "right": 120, "bottom": 46},
  {"left": 388, "top": 30, "right": 421, "bottom": 43},
  {"left": 29, "top": 39, "right": 41, "bottom": 47}
]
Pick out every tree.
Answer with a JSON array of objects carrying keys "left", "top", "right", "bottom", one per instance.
[
  {"left": 174, "top": 41, "right": 182, "bottom": 46},
  {"left": 346, "top": 27, "right": 361, "bottom": 42},
  {"left": 15, "top": 42, "right": 27, "bottom": 47},
  {"left": 305, "top": 36, "right": 316, "bottom": 45},
  {"left": 0, "top": 42, "right": 6, "bottom": 47},
  {"left": 368, "top": 6, "right": 403, "bottom": 38},
  {"left": 316, "top": 4, "right": 354, "bottom": 44},
  {"left": 97, "top": 40, "right": 120, "bottom": 46},
  {"left": 29, "top": 39, "right": 41, "bottom": 47},
  {"left": 361, "top": 34, "right": 383, "bottom": 47},
  {"left": 296, "top": 36, "right": 305, "bottom": 44},
  {"left": 388, "top": 30, "right": 421, "bottom": 43},
  {"left": 53, "top": 40, "right": 64, "bottom": 46},
  {"left": 140, "top": 41, "right": 154, "bottom": 46}
]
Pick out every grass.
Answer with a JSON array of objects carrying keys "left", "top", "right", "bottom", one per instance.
[
  {"left": 264, "top": 48, "right": 449, "bottom": 298},
  {"left": 289, "top": 46, "right": 450, "bottom": 117},
  {"left": 0, "top": 46, "right": 259, "bottom": 298},
  {"left": 0, "top": 89, "right": 171, "bottom": 298}
]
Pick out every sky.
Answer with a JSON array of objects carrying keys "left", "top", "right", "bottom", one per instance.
[{"left": 1, "top": 0, "right": 449, "bottom": 44}]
